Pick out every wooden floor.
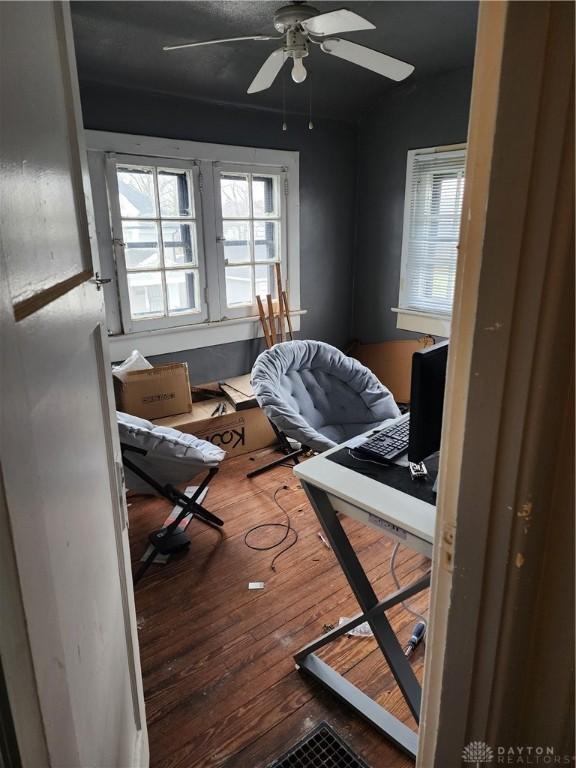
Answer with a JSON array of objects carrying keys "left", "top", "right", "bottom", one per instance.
[{"left": 128, "top": 447, "right": 430, "bottom": 768}]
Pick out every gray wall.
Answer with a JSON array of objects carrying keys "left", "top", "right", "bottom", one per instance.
[
  {"left": 353, "top": 67, "right": 474, "bottom": 343},
  {"left": 79, "top": 81, "right": 357, "bottom": 381},
  {"left": 80, "top": 68, "right": 474, "bottom": 379}
]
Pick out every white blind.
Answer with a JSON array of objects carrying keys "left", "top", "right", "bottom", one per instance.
[{"left": 400, "top": 147, "right": 466, "bottom": 316}]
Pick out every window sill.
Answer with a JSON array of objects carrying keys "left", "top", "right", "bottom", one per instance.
[
  {"left": 107, "top": 310, "right": 306, "bottom": 361},
  {"left": 392, "top": 307, "right": 451, "bottom": 337}
]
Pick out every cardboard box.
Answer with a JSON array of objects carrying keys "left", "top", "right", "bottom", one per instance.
[
  {"left": 191, "top": 373, "right": 258, "bottom": 411},
  {"left": 218, "top": 374, "right": 258, "bottom": 410},
  {"left": 352, "top": 338, "right": 434, "bottom": 404},
  {"left": 154, "top": 397, "right": 276, "bottom": 459},
  {"left": 115, "top": 363, "right": 192, "bottom": 420}
]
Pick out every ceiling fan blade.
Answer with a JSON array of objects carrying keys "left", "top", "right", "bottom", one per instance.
[
  {"left": 247, "top": 48, "right": 287, "bottom": 93},
  {"left": 321, "top": 38, "right": 414, "bottom": 81},
  {"left": 163, "top": 35, "right": 277, "bottom": 52},
  {"left": 302, "top": 9, "right": 375, "bottom": 37}
]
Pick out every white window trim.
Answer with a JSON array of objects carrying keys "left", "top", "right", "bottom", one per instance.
[
  {"left": 105, "top": 154, "right": 209, "bottom": 333},
  {"left": 86, "top": 130, "right": 302, "bottom": 355},
  {"left": 395, "top": 142, "right": 467, "bottom": 337},
  {"left": 106, "top": 309, "right": 308, "bottom": 360},
  {"left": 391, "top": 307, "right": 452, "bottom": 337},
  {"left": 212, "top": 161, "right": 288, "bottom": 320}
]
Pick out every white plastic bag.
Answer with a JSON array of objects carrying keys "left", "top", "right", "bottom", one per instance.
[
  {"left": 338, "top": 617, "right": 374, "bottom": 637},
  {"left": 112, "top": 350, "right": 153, "bottom": 382}
]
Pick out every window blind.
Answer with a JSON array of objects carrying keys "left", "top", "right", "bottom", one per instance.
[{"left": 400, "top": 148, "right": 466, "bottom": 316}]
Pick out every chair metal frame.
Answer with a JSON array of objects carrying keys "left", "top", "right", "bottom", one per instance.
[
  {"left": 246, "top": 420, "right": 305, "bottom": 478},
  {"left": 121, "top": 443, "right": 222, "bottom": 584}
]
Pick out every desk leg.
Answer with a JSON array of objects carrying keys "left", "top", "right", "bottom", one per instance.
[{"left": 294, "top": 481, "right": 429, "bottom": 759}]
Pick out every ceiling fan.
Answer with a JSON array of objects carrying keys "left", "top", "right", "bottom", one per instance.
[{"left": 163, "top": 2, "right": 415, "bottom": 94}]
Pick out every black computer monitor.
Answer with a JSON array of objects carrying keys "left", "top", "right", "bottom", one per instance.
[{"left": 408, "top": 340, "right": 449, "bottom": 463}]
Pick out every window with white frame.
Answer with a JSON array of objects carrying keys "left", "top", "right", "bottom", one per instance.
[
  {"left": 86, "top": 132, "right": 300, "bottom": 357},
  {"left": 108, "top": 158, "right": 206, "bottom": 332},
  {"left": 395, "top": 144, "right": 467, "bottom": 336},
  {"left": 215, "top": 167, "right": 284, "bottom": 313}
]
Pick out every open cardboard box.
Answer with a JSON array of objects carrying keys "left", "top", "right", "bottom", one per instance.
[
  {"left": 191, "top": 373, "right": 258, "bottom": 411},
  {"left": 153, "top": 396, "right": 276, "bottom": 459},
  {"left": 153, "top": 372, "right": 276, "bottom": 459},
  {"left": 113, "top": 358, "right": 275, "bottom": 459}
]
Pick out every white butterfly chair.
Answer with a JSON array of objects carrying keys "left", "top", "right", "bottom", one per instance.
[
  {"left": 117, "top": 411, "right": 225, "bottom": 583},
  {"left": 250, "top": 340, "right": 401, "bottom": 476}
]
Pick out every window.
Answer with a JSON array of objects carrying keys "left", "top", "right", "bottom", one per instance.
[
  {"left": 86, "top": 132, "right": 300, "bottom": 357},
  {"left": 395, "top": 144, "right": 467, "bottom": 336},
  {"left": 215, "top": 167, "right": 285, "bottom": 316},
  {"left": 108, "top": 159, "right": 205, "bottom": 332}
]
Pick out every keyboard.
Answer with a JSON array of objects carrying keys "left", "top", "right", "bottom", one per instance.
[{"left": 354, "top": 414, "right": 410, "bottom": 463}]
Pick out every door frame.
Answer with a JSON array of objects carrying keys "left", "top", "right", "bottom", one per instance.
[{"left": 419, "top": 1, "right": 574, "bottom": 764}]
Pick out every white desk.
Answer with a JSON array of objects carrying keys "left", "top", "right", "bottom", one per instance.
[{"left": 293, "top": 428, "right": 437, "bottom": 759}]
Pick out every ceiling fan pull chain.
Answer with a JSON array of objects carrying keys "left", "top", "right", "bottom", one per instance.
[
  {"left": 308, "top": 71, "right": 314, "bottom": 130},
  {"left": 282, "top": 51, "right": 288, "bottom": 131}
]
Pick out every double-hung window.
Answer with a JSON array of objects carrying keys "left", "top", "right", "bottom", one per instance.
[
  {"left": 86, "top": 132, "right": 300, "bottom": 358},
  {"left": 214, "top": 166, "right": 285, "bottom": 317},
  {"left": 395, "top": 144, "right": 467, "bottom": 336}
]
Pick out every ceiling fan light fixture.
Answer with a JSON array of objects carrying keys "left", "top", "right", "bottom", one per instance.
[{"left": 291, "top": 54, "right": 308, "bottom": 83}]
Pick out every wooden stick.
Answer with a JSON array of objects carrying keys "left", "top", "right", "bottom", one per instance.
[
  {"left": 282, "top": 290, "right": 294, "bottom": 340},
  {"left": 266, "top": 294, "right": 277, "bottom": 345},
  {"left": 275, "top": 263, "right": 285, "bottom": 341},
  {"left": 256, "top": 295, "right": 272, "bottom": 348}
]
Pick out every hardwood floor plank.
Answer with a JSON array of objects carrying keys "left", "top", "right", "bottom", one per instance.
[
  {"left": 137, "top": 510, "right": 387, "bottom": 666},
  {"left": 219, "top": 690, "right": 414, "bottom": 768},
  {"left": 129, "top": 449, "right": 431, "bottom": 768},
  {"left": 144, "top": 554, "right": 426, "bottom": 729}
]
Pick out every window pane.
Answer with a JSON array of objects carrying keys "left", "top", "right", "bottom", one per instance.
[
  {"left": 117, "top": 166, "right": 156, "bottom": 218},
  {"left": 220, "top": 174, "right": 250, "bottom": 217},
  {"left": 223, "top": 220, "right": 250, "bottom": 264},
  {"left": 162, "top": 222, "right": 197, "bottom": 267},
  {"left": 123, "top": 221, "right": 160, "bottom": 269},
  {"left": 225, "top": 265, "right": 253, "bottom": 306},
  {"left": 255, "top": 263, "right": 276, "bottom": 299},
  {"left": 127, "top": 271, "right": 164, "bottom": 318},
  {"left": 252, "top": 175, "right": 279, "bottom": 217},
  {"left": 158, "top": 169, "right": 193, "bottom": 217},
  {"left": 403, "top": 150, "right": 465, "bottom": 315},
  {"left": 254, "top": 220, "right": 279, "bottom": 261},
  {"left": 166, "top": 269, "right": 199, "bottom": 315}
]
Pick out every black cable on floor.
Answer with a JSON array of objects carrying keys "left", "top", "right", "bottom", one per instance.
[{"left": 243, "top": 484, "right": 299, "bottom": 572}]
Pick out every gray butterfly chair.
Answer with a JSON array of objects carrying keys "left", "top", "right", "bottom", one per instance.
[
  {"left": 117, "top": 411, "right": 225, "bottom": 583},
  {"left": 249, "top": 340, "right": 401, "bottom": 476}
]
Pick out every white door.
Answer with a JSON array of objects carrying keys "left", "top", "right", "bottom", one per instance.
[{"left": 0, "top": 3, "right": 148, "bottom": 766}]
